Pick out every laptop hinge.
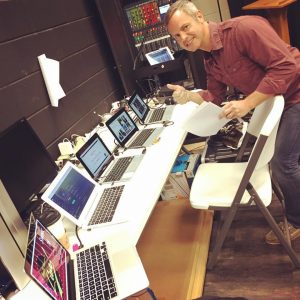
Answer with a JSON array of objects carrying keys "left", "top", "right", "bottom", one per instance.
[{"left": 67, "top": 259, "right": 77, "bottom": 299}]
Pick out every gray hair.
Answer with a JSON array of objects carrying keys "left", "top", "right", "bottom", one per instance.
[{"left": 164, "top": 0, "right": 199, "bottom": 26}]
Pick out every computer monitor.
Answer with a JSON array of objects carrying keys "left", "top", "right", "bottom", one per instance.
[{"left": 0, "top": 118, "right": 58, "bottom": 217}]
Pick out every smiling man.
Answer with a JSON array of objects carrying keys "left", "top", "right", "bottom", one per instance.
[{"left": 165, "top": 0, "right": 300, "bottom": 245}]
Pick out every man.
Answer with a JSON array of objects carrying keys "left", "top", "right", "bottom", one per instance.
[{"left": 165, "top": 0, "right": 300, "bottom": 244}]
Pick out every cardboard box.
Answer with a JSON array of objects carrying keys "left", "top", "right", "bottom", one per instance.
[{"left": 161, "top": 154, "right": 200, "bottom": 200}]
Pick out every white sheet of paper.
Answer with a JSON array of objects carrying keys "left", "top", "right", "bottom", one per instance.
[
  {"left": 181, "top": 101, "right": 230, "bottom": 136},
  {"left": 38, "top": 54, "right": 66, "bottom": 107}
]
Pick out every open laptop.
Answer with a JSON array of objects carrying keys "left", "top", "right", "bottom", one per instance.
[
  {"left": 105, "top": 108, "right": 163, "bottom": 148},
  {"left": 24, "top": 217, "right": 149, "bottom": 300},
  {"left": 41, "top": 161, "right": 132, "bottom": 229},
  {"left": 128, "top": 91, "right": 175, "bottom": 124},
  {"left": 76, "top": 133, "right": 143, "bottom": 183}
]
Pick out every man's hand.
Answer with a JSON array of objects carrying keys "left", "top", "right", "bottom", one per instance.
[
  {"left": 167, "top": 84, "right": 204, "bottom": 105},
  {"left": 220, "top": 100, "right": 252, "bottom": 119}
]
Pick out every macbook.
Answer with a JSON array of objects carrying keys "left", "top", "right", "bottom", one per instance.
[
  {"left": 128, "top": 91, "right": 174, "bottom": 124},
  {"left": 24, "top": 217, "right": 149, "bottom": 300},
  {"left": 76, "top": 133, "right": 143, "bottom": 183},
  {"left": 105, "top": 108, "right": 163, "bottom": 148},
  {"left": 41, "top": 161, "right": 131, "bottom": 229}
]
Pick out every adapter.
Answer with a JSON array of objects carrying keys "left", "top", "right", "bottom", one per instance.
[{"left": 58, "top": 141, "right": 74, "bottom": 156}]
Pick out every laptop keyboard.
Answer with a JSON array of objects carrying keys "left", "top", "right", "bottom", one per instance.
[
  {"left": 104, "top": 156, "right": 133, "bottom": 182},
  {"left": 88, "top": 185, "right": 125, "bottom": 226},
  {"left": 148, "top": 107, "right": 166, "bottom": 123},
  {"left": 77, "top": 242, "right": 117, "bottom": 300},
  {"left": 129, "top": 128, "right": 155, "bottom": 147}
]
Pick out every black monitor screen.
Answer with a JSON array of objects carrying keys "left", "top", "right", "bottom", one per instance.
[{"left": 0, "top": 118, "right": 57, "bottom": 215}]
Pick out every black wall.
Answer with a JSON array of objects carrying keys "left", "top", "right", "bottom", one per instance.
[{"left": 0, "top": 0, "right": 124, "bottom": 159}]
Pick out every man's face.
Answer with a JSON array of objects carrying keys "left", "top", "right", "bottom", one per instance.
[{"left": 167, "top": 10, "right": 205, "bottom": 52}]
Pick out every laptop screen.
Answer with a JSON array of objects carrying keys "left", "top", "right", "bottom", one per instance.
[
  {"left": 128, "top": 92, "right": 149, "bottom": 122},
  {"left": 76, "top": 133, "right": 112, "bottom": 179},
  {"left": 24, "top": 214, "right": 36, "bottom": 276},
  {"left": 47, "top": 164, "right": 95, "bottom": 219},
  {"left": 28, "top": 219, "right": 69, "bottom": 300},
  {"left": 105, "top": 109, "right": 139, "bottom": 147}
]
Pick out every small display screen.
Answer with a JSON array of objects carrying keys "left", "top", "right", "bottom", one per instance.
[
  {"left": 159, "top": 4, "right": 170, "bottom": 22},
  {"left": 130, "top": 93, "right": 148, "bottom": 120},
  {"left": 78, "top": 136, "right": 111, "bottom": 178},
  {"left": 107, "top": 111, "right": 137, "bottom": 143},
  {"left": 49, "top": 165, "right": 94, "bottom": 219},
  {"left": 145, "top": 47, "right": 174, "bottom": 65}
]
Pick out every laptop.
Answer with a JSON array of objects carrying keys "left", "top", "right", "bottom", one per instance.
[
  {"left": 24, "top": 217, "right": 149, "bottom": 300},
  {"left": 128, "top": 91, "right": 175, "bottom": 124},
  {"left": 75, "top": 133, "right": 143, "bottom": 183},
  {"left": 105, "top": 108, "right": 163, "bottom": 148},
  {"left": 41, "top": 161, "right": 132, "bottom": 229}
]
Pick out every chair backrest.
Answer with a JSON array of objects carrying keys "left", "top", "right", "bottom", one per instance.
[{"left": 246, "top": 95, "right": 284, "bottom": 169}]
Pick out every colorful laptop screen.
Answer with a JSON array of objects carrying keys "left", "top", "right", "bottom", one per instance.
[{"left": 30, "top": 220, "right": 69, "bottom": 300}]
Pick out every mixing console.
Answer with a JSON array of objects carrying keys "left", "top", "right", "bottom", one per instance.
[{"left": 124, "top": 0, "right": 180, "bottom": 54}]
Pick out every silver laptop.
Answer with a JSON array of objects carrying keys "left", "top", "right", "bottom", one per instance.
[
  {"left": 128, "top": 91, "right": 174, "bottom": 124},
  {"left": 75, "top": 133, "right": 143, "bottom": 183},
  {"left": 41, "top": 161, "right": 130, "bottom": 229},
  {"left": 24, "top": 217, "right": 149, "bottom": 300},
  {"left": 105, "top": 108, "right": 163, "bottom": 148}
]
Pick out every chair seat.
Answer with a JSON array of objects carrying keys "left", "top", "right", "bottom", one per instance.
[{"left": 190, "top": 162, "right": 272, "bottom": 209}]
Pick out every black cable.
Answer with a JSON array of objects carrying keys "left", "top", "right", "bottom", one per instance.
[
  {"left": 138, "top": 119, "right": 165, "bottom": 126},
  {"left": 133, "top": 30, "right": 149, "bottom": 71},
  {"left": 146, "top": 287, "right": 158, "bottom": 300},
  {"left": 123, "top": 145, "right": 147, "bottom": 154},
  {"left": 138, "top": 118, "right": 174, "bottom": 127},
  {"left": 127, "top": 288, "right": 148, "bottom": 298},
  {"left": 75, "top": 225, "right": 83, "bottom": 249},
  {"left": 217, "top": 0, "right": 223, "bottom": 21}
]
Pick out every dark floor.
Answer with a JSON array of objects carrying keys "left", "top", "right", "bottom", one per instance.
[{"left": 202, "top": 196, "right": 300, "bottom": 300}]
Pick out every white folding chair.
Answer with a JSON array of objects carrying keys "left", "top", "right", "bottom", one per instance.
[{"left": 190, "top": 95, "right": 300, "bottom": 269}]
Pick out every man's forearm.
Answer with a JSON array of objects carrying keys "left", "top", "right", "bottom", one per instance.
[{"left": 244, "top": 90, "right": 274, "bottom": 111}]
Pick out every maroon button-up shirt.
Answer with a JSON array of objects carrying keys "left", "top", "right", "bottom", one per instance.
[{"left": 199, "top": 16, "right": 300, "bottom": 109}]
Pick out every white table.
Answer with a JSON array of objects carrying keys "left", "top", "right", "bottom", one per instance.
[{"left": 11, "top": 102, "right": 197, "bottom": 299}]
